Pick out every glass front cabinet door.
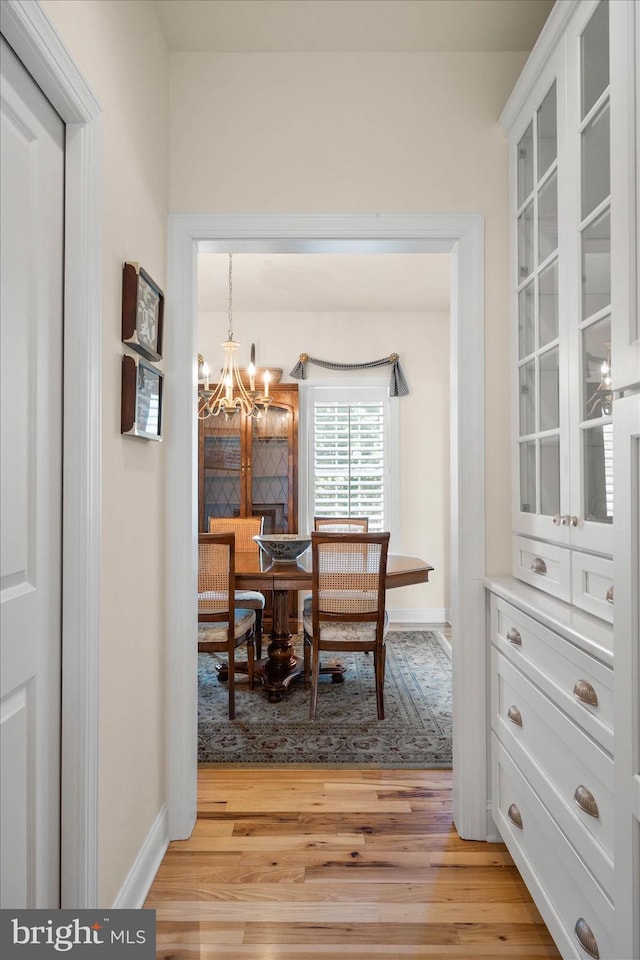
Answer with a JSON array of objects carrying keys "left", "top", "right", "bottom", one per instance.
[
  {"left": 198, "top": 382, "right": 298, "bottom": 534},
  {"left": 510, "top": 0, "right": 614, "bottom": 560}
]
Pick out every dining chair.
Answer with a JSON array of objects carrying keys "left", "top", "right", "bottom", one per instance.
[
  {"left": 197, "top": 532, "right": 256, "bottom": 719},
  {"left": 314, "top": 517, "right": 369, "bottom": 532},
  {"left": 208, "top": 516, "right": 266, "bottom": 660},
  {"left": 304, "top": 531, "right": 390, "bottom": 720},
  {"left": 303, "top": 518, "right": 371, "bottom": 620}
]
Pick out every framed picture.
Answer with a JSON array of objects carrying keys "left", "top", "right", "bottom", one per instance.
[
  {"left": 122, "top": 261, "right": 164, "bottom": 361},
  {"left": 121, "top": 354, "right": 163, "bottom": 440}
]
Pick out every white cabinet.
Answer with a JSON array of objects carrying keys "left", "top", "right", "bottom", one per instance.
[
  {"left": 504, "top": 0, "right": 623, "bottom": 571},
  {"left": 496, "top": 3, "right": 640, "bottom": 958},
  {"left": 487, "top": 585, "right": 614, "bottom": 960}
]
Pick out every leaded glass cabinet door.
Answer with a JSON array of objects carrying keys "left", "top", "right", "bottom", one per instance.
[
  {"left": 568, "top": 0, "right": 614, "bottom": 554},
  {"left": 199, "top": 415, "right": 243, "bottom": 529},
  {"left": 249, "top": 393, "right": 297, "bottom": 534},
  {"left": 514, "top": 79, "right": 569, "bottom": 542}
]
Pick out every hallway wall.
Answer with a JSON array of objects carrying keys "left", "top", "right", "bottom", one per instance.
[{"left": 40, "top": 0, "right": 169, "bottom": 907}]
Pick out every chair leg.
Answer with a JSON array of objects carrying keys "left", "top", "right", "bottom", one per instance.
[
  {"left": 228, "top": 645, "right": 236, "bottom": 720},
  {"left": 247, "top": 630, "right": 255, "bottom": 688},
  {"left": 309, "top": 643, "right": 320, "bottom": 719},
  {"left": 254, "top": 608, "right": 263, "bottom": 661},
  {"left": 374, "top": 644, "right": 386, "bottom": 720},
  {"left": 303, "top": 630, "right": 311, "bottom": 688}
]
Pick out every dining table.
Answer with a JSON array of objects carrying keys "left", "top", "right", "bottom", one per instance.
[{"left": 205, "top": 548, "right": 434, "bottom": 702}]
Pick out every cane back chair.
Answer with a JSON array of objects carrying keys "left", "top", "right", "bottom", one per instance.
[
  {"left": 197, "top": 532, "right": 256, "bottom": 719},
  {"left": 314, "top": 517, "right": 369, "bottom": 533},
  {"left": 208, "top": 516, "right": 266, "bottom": 660},
  {"left": 304, "top": 531, "right": 390, "bottom": 720}
]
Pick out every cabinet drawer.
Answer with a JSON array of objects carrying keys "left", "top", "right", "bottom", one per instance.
[
  {"left": 494, "top": 597, "right": 613, "bottom": 753},
  {"left": 512, "top": 535, "right": 571, "bottom": 602},
  {"left": 492, "top": 649, "right": 614, "bottom": 890},
  {"left": 493, "top": 737, "right": 614, "bottom": 960},
  {"left": 571, "top": 552, "right": 614, "bottom": 624}
]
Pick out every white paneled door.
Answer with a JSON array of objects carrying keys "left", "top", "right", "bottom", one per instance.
[{"left": 0, "top": 37, "right": 64, "bottom": 908}]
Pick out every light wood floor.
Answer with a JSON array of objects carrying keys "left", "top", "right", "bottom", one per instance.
[{"left": 145, "top": 766, "right": 561, "bottom": 958}]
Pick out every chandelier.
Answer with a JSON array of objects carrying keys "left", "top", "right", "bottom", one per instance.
[{"left": 197, "top": 254, "right": 272, "bottom": 421}]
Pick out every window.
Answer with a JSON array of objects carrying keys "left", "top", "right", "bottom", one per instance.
[{"left": 300, "top": 383, "right": 398, "bottom": 539}]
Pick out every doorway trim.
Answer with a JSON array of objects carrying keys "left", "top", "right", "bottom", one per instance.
[
  {"left": 166, "top": 212, "right": 487, "bottom": 840},
  {"left": 1, "top": 0, "right": 102, "bottom": 906}
]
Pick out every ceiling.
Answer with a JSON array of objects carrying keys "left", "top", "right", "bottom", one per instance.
[
  {"left": 155, "top": 0, "right": 554, "bottom": 54},
  {"left": 198, "top": 253, "right": 451, "bottom": 313}
]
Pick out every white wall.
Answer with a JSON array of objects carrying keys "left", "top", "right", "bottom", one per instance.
[
  {"left": 171, "top": 50, "right": 525, "bottom": 578},
  {"left": 199, "top": 307, "right": 450, "bottom": 613},
  {"left": 40, "top": 0, "right": 169, "bottom": 907}
]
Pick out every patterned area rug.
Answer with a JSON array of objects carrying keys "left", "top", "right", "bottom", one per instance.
[{"left": 198, "top": 630, "right": 452, "bottom": 766}]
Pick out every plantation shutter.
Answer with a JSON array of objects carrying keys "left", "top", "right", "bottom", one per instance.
[{"left": 313, "top": 400, "right": 385, "bottom": 530}]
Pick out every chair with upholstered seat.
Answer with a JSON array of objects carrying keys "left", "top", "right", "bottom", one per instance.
[
  {"left": 198, "top": 532, "right": 256, "bottom": 719},
  {"left": 208, "top": 516, "right": 266, "bottom": 661},
  {"left": 304, "top": 531, "right": 390, "bottom": 720}
]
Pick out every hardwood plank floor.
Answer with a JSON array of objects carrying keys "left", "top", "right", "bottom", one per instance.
[{"left": 145, "top": 767, "right": 561, "bottom": 959}]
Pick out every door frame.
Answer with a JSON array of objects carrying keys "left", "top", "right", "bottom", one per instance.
[
  {"left": 1, "top": 0, "right": 102, "bottom": 906},
  {"left": 166, "top": 213, "right": 487, "bottom": 841}
]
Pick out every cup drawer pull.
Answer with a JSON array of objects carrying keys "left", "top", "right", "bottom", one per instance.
[
  {"left": 574, "top": 785, "right": 599, "bottom": 819},
  {"left": 574, "top": 918, "right": 599, "bottom": 959},
  {"left": 507, "top": 705, "right": 523, "bottom": 726},
  {"left": 573, "top": 679, "right": 598, "bottom": 707},
  {"left": 506, "top": 627, "right": 522, "bottom": 645},
  {"left": 530, "top": 557, "right": 547, "bottom": 574},
  {"left": 507, "top": 803, "right": 523, "bottom": 829}
]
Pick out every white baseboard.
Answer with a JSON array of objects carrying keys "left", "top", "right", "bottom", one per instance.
[
  {"left": 112, "top": 803, "right": 169, "bottom": 909},
  {"left": 387, "top": 607, "right": 450, "bottom": 625}
]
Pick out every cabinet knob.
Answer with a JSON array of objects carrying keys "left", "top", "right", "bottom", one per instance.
[
  {"left": 574, "top": 785, "right": 599, "bottom": 819},
  {"left": 606, "top": 586, "right": 614, "bottom": 604},
  {"left": 506, "top": 627, "right": 522, "bottom": 645},
  {"left": 552, "top": 513, "right": 562, "bottom": 526},
  {"left": 530, "top": 557, "right": 547, "bottom": 574},
  {"left": 573, "top": 679, "right": 598, "bottom": 707},
  {"left": 561, "top": 514, "right": 579, "bottom": 526},
  {"left": 574, "top": 918, "right": 599, "bottom": 959},
  {"left": 507, "top": 803, "right": 523, "bottom": 829},
  {"left": 507, "top": 705, "right": 523, "bottom": 726}
]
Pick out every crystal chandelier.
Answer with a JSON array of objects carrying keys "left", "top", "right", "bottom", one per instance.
[{"left": 197, "top": 254, "right": 272, "bottom": 421}]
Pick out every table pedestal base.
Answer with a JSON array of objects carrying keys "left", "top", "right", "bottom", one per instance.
[{"left": 216, "top": 632, "right": 346, "bottom": 703}]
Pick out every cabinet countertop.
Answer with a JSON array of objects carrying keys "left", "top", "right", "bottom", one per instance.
[{"left": 484, "top": 575, "right": 614, "bottom": 668}]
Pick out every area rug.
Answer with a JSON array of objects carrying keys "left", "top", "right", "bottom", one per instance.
[{"left": 198, "top": 630, "right": 452, "bottom": 767}]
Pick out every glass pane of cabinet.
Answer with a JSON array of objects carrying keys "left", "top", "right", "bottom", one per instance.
[
  {"left": 581, "top": 0, "right": 609, "bottom": 119},
  {"left": 539, "top": 347, "right": 559, "bottom": 431},
  {"left": 537, "top": 84, "right": 557, "bottom": 178},
  {"left": 202, "top": 422, "right": 242, "bottom": 525},
  {"left": 581, "top": 209, "right": 610, "bottom": 319},
  {"left": 518, "top": 281, "right": 535, "bottom": 358},
  {"left": 251, "top": 403, "right": 292, "bottom": 533},
  {"left": 583, "top": 423, "right": 613, "bottom": 523},
  {"left": 520, "top": 440, "right": 537, "bottom": 513},
  {"left": 538, "top": 259, "right": 558, "bottom": 346},
  {"left": 519, "top": 361, "right": 536, "bottom": 435},
  {"left": 517, "top": 121, "right": 534, "bottom": 207},
  {"left": 518, "top": 202, "right": 535, "bottom": 280},
  {"left": 581, "top": 104, "right": 610, "bottom": 218},
  {"left": 583, "top": 315, "right": 612, "bottom": 420},
  {"left": 539, "top": 436, "right": 560, "bottom": 516},
  {"left": 538, "top": 172, "right": 558, "bottom": 263}
]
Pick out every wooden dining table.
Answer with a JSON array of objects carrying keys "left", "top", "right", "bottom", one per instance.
[{"left": 206, "top": 549, "right": 434, "bottom": 702}]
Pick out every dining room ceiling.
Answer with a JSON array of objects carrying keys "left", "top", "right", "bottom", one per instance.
[
  {"left": 197, "top": 253, "right": 451, "bottom": 313},
  {"left": 154, "top": 0, "right": 554, "bottom": 54}
]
